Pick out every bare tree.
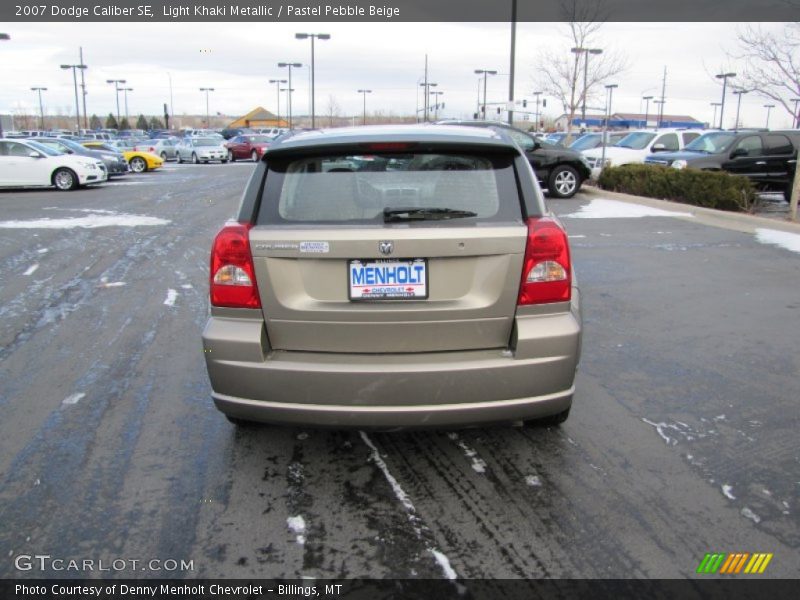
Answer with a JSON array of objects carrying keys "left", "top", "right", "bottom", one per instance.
[
  {"left": 530, "top": 0, "right": 627, "bottom": 139},
  {"left": 726, "top": 23, "right": 800, "bottom": 124},
  {"left": 325, "top": 94, "right": 342, "bottom": 127}
]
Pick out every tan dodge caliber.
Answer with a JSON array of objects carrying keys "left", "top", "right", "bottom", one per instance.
[{"left": 202, "top": 125, "right": 581, "bottom": 428}]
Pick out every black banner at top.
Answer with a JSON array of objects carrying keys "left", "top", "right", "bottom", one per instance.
[{"left": 2, "top": 0, "right": 799, "bottom": 22}]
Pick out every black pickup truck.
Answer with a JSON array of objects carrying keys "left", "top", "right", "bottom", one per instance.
[{"left": 644, "top": 130, "right": 799, "bottom": 199}]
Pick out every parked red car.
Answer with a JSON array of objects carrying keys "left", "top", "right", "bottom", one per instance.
[{"left": 225, "top": 134, "right": 272, "bottom": 162}]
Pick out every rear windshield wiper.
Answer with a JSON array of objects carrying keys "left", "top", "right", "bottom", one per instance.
[{"left": 383, "top": 207, "right": 478, "bottom": 222}]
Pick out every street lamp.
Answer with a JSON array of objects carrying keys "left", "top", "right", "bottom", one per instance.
[
  {"left": 106, "top": 78, "right": 126, "bottom": 128},
  {"left": 269, "top": 79, "right": 287, "bottom": 125},
  {"left": 642, "top": 95, "right": 653, "bottom": 129},
  {"left": 715, "top": 72, "right": 736, "bottom": 129},
  {"left": 418, "top": 82, "right": 438, "bottom": 122},
  {"left": 278, "top": 62, "right": 302, "bottom": 128},
  {"left": 532, "top": 91, "right": 543, "bottom": 133},
  {"left": 732, "top": 90, "right": 748, "bottom": 130},
  {"left": 429, "top": 90, "right": 444, "bottom": 120},
  {"left": 199, "top": 87, "right": 214, "bottom": 128},
  {"left": 295, "top": 33, "right": 330, "bottom": 129},
  {"left": 474, "top": 69, "right": 497, "bottom": 120},
  {"left": 123, "top": 87, "right": 133, "bottom": 128},
  {"left": 600, "top": 84, "right": 618, "bottom": 174},
  {"left": 31, "top": 87, "right": 47, "bottom": 130},
  {"left": 62, "top": 64, "right": 87, "bottom": 132},
  {"left": 763, "top": 104, "right": 775, "bottom": 128},
  {"left": 571, "top": 47, "right": 603, "bottom": 123},
  {"left": 357, "top": 89, "right": 372, "bottom": 125},
  {"left": 710, "top": 102, "right": 721, "bottom": 129},
  {"left": 791, "top": 98, "right": 800, "bottom": 128}
]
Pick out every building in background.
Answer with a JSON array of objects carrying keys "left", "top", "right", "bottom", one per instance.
[{"left": 227, "top": 106, "right": 287, "bottom": 129}]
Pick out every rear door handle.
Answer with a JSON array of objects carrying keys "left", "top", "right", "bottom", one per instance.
[{"left": 755, "top": 161, "right": 767, "bottom": 165}]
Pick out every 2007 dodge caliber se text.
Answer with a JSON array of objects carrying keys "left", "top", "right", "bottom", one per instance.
[{"left": 202, "top": 125, "right": 582, "bottom": 429}]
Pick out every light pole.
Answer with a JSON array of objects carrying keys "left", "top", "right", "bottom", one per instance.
[
  {"left": 732, "top": 90, "right": 748, "bottom": 129},
  {"left": 357, "top": 89, "right": 372, "bottom": 125},
  {"left": 429, "top": 91, "right": 444, "bottom": 120},
  {"left": 763, "top": 104, "right": 775, "bottom": 128},
  {"left": 642, "top": 95, "right": 653, "bottom": 129},
  {"left": 791, "top": 98, "right": 800, "bottom": 128},
  {"left": 0, "top": 34, "right": 8, "bottom": 137},
  {"left": 269, "top": 79, "right": 287, "bottom": 125},
  {"left": 31, "top": 87, "right": 47, "bottom": 130},
  {"left": 278, "top": 62, "right": 302, "bottom": 128},
  {"left": 474, "top": 69, "right": 497, "bottom": 120},
  {"left": 281, "top": 88, "right": 295, "bottom": 124},
  {"left": 600, "top": 84, "right": 618, "bottom": 175},
  {"left": 715, "top": 71, "right": 736, "bottom": 129},
  {"left": 199, "top": 87, "right": 214, "bottom": 128},
  {"left": 710, "top": 102, "right": 721, "bottom": 129},
  {"left": 295, "top": 33, "right": 330, "bottom": 129},
  {"left": 419, "top": 82, "right": 437, "bottom": 122},
  {"left": 532, "top": 91, "right": 543, "bottom": 132},
  {"left": 123, "top": 87, "right": 133, "bottom": 128},
  {"left": 167, "top": 72, "right": 174, "bottom": 127},
  {"left": 106, "top": 78, "right": 125, "bottom": 128},
  {"left": 62, "top": 64, "right": 87, "bottom": 132},
  {"left": 570, "top": 47, "right": 603, "bottom": 124}
]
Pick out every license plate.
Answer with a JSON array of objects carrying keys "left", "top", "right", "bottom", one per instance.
[{"left": 348, "top": 259, "right": 428, "bottom": 300}]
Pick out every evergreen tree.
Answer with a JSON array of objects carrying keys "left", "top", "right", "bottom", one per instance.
[
  {"left": 119, "top": 118, "right": 131, "bottom": 130},
  {"left": 149, "top": 117, "right": 165, "bottom": 130},
  {"left": 136, "top": 114, "right": 149, "bottom": 130},
  {"left": 105, "top": 113, "right": 118, "bottom": 129},
  {"left": 89, "top": 114, "right": 102, "bottom": 130}
]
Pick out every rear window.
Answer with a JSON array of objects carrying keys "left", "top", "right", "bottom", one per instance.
[{"left": 257, "top": 152, "right": 521, "bottom": 225}]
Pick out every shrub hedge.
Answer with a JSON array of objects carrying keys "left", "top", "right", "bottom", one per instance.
[{"left": 597, "top": 164, "right": 757, "bottom": 212}]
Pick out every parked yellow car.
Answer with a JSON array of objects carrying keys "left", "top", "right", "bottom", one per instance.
[{"left": 81, "top": 141, "right": 163, "bottom": 173}]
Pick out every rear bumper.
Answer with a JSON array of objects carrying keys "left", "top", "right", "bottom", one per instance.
[{"left": 202, "top": 298, "right": 581, "bottom": 428}]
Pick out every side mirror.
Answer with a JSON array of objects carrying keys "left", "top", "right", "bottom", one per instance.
[
  {"left": 730, "top": 148, "right": 747, "bottom": 159},
  {"left": 28, "top": 151, "right": 42, "bottom": 158},
  {"left": 651, "top": 143, "right": 666, "bottom": 152}
]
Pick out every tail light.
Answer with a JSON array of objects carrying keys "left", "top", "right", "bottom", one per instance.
[
  {"left": 148, "top": 146, "right": 155, "bottom": 152},
  {"left": 518, "top": 217, "right": 572, "bottom": 305},
  {"left": 210, "top": 222, "right": 261, "bottom": 308}
]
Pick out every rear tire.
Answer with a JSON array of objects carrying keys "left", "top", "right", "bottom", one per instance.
[
  {"left": 524, "top": 407, "right": 571, "bottom": 428},
  {"left": 176, "top": 152, "right": 183, "bottom": 164},
  {"left": 227, "top": 150, "right": 235, "bottom": 162},
  {"left": 53, "top": 168, "right": 78, "bottom": 191},
  {"left": 160, "top": 151, "right": 167, "bottom": 161},
  {"left": 192, "top": 153, "right": 199, "bottom": 164},
  {"left": 251, "top": 150, "right": 258, "bottom": 162},
  {"left": 548, "top": 165, "right": 581, "bottom": 199}
]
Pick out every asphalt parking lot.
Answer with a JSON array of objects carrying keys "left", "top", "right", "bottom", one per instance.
[{"left": 0, "top": 164, "right": 798, "bottom": 580}]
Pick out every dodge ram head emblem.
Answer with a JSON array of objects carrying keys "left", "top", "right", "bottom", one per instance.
[{"left": 379, "top": 241, "right": 394, "bottom": 255}]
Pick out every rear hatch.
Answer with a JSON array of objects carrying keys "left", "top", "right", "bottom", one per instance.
[{"left": 251, "top": 146, "right": 528, "bottom": 354}]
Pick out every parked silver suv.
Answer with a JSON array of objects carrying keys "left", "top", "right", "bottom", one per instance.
[{"left": 202, "top": 125, "right": 582, "bottom": 428}]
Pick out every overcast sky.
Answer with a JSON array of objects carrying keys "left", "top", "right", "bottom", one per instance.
[{"left": 0, "top": 21, "right": 795, "bottom": 129}]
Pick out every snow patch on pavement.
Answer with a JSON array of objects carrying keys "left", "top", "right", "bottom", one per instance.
[
  {"left": 100, "top": 281, "right": 126, "bottom": 288},
  {"left": 0, "top": 213, "right": 170, "bottom": 229},
  {"left": 563, "top": 199, "right": 694, "bottom": 219},
  {"left": 642, "top": 418, "right": 681, "bottom": 445},
  {"left": 722, "top": 485, "right": 736, "bottom": 500},
  {"left": 163, "top": 289, "right": 178, "bottom": 306},
  {"left": 37, "top": 248, "right": 49, "bottom": 254},
  {"left": 755, "top": 228, "right": 800, "bottom": 254},
  {"left": 360, "top": 431, "right": 459, "bottom": 581},
  {"left": 525, "top": 475, "right": 542, "bottom": 487},
  {"left": 23, "top": 264, "right": 39, "bottom": 276},
  {"left": 287, "top": 515, "right": 306, "bottom": 545},
  {"left": 430, "top": 549, "right": 458, "bottom": 580},
  {"left": 741, "top": 507, "right": 761, "bottom": 524},
  {"left": 62, "top": 393, "right": 85, "bottom": 406},
  {"left": 454, "top": 439, "right": 488, "bottom": 474}
]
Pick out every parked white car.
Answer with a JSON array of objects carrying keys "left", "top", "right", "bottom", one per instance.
[
  {"left": 175, "top": 137, "right": 228, "bottom": 164},
  {"left": 0, "top": 138, "right": 107, "bottom": 190},
  {"left": 583, "top": 129, "right": 704, "bottom": 179}
]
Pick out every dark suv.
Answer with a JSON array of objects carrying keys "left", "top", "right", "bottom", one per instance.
[
  {"left": 436, "top": 120, "right": 591, "bottom": 198},
  {"left": 644, "top": 130, "right": 799, "bottom": 199}
]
